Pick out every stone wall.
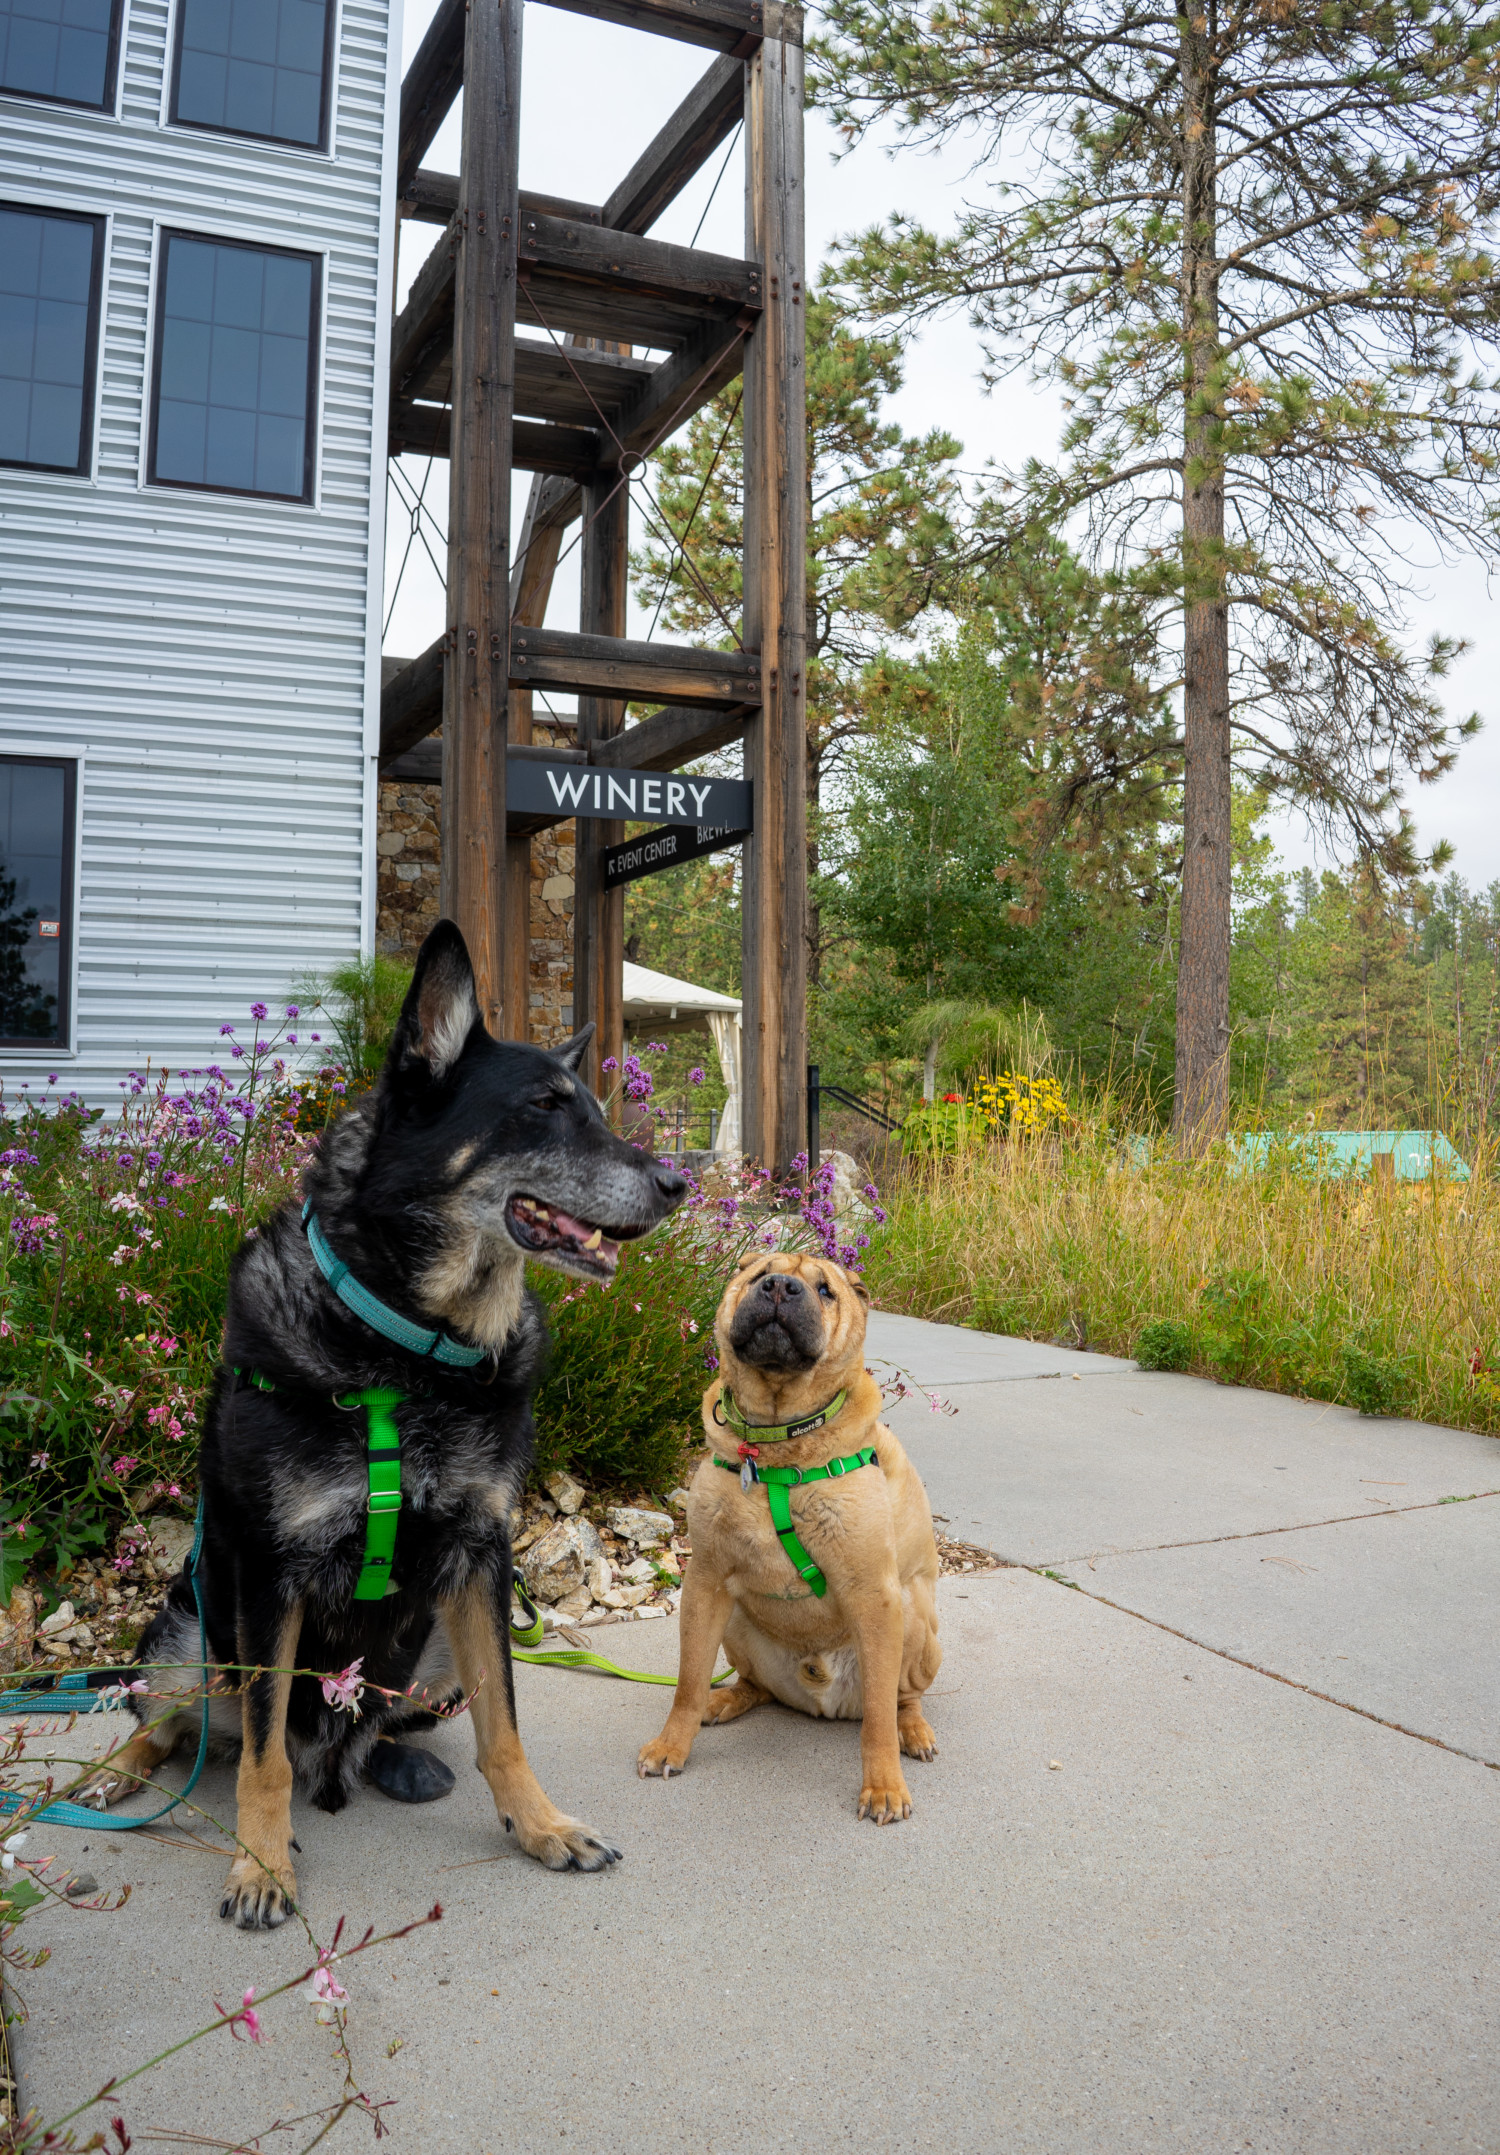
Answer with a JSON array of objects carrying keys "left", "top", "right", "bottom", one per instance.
[{"left": 376, "top": 755, "right": 576, "bottom": 1048}]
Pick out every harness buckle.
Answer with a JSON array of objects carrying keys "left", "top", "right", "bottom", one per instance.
[{"left": 367, "top": 1490, "right": 402, "bottom": 1516}]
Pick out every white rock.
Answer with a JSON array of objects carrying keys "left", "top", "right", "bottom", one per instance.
[
  {"left": 38, "top": 1601, "right": 75, "bottom": 1638},
  {"left": 621, "top": 1556, "right": 656, "bottom": 1584},
  {"left": 586, "top": 1556, "right": 614, "bottom": 1600},
  {"left": 553, "top": 1586, "right": 593, "bottom": 1620},
  {"left": 146, "top": 1516, "right": 194, "bottom": 1574},
  {"left": 635, "top": 1604, "right": 667, "bottom": 1621},
  {"left": 666, "top": 1487, "right": 693, "bottom": 1509},
  {"left": 600, "top": 1582, "right": 653, "bottom": 1610},
  {"left": 544, "top": 1471, "right": 586, "bottom": 1516},
  {"left": 604, "top": 1506, "right": 673, "bottom": 1547},
  {"left": 521, "top": 1517, "right": 603, "bottom": 1604},
  {"left": 577, "top": 1608, "right": 611, "bottom": 1627}
]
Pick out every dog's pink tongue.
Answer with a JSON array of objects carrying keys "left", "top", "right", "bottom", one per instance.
[{"left": 553, "top": 1209, "right": 620, "bottom": 1262}]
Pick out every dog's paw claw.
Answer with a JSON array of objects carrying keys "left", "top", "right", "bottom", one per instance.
[
  {"left": 637, "top": 1740, "right": 688, "bottom": 1780},
  {"left": 219, "top": 1862, "right": 297, "bottom": 1929},
  {"left": 517, "top": 1817, "right": 620, "bottom": 1873},
  {"left": 857, "top": 1781, "right": 913, "bottom": 1826}
]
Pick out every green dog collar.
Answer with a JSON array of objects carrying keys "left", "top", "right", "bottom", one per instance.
[
  {"left": 714, "top": 1444, "right": 880, "bottom": 1598},
  {"left": 714, "top": 1385, "right": 848, "bottom": 1445}
]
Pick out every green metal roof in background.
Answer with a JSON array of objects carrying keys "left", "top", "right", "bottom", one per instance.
[
  {"left": 1227, "top": 1131, "right": 1470, "bottom": 1182},
  {"left": 1123, "top": 1130, "right": 1471, "bottom": 1179}
]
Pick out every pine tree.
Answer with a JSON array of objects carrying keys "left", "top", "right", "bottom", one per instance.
[{"left": 815, "top": 0, "right": 1500, "bottom": 1142}]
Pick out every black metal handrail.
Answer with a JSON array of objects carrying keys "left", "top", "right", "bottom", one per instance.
[{"left": 807, "top": 1064, "right": 904, "bottom": 1170}]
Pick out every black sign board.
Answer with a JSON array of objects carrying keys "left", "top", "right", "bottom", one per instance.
[
  {"left": 602, "top": 822, "right": 749, "bottom": 890},
  {"left": 505, "top": 753, "right": 751, "bottom": 829}
]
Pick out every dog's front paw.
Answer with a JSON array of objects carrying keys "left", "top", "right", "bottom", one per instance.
[
  {"left": 857, "top": 1773, "right": 913, "bottom": 1825},
  {"left": 220, "top": 1854, "right": 297, "bottom": 1929},
  {"left": 898, "top": 1710, "right": 938, "bottom": 1762},
  {"left": 636, "top": 1733, "right": 691, "bottom": 1780},
  {"left": 512, "top": 1812, "right": 622, "bottom": 1872}
]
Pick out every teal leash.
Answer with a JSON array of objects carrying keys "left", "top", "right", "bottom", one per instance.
[{"left": 0, "top": 1495, "right": 212, "bottom": 1832}]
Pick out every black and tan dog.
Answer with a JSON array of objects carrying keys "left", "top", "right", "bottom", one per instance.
[
  {"left": 638, "top": 1251, "right": 942, "bottom": 1823},
  {"left": 85, "top": 919, "right": 687, "bottom": 1924}
]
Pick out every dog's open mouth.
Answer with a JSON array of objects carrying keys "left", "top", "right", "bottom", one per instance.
[{"left": 505, "top": 1196, "right": 624, "bottom": 1278}]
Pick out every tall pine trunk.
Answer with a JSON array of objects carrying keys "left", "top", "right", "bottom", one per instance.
[{"left": 1173, "top": 6, "right": 1232, "bottom": 1149}]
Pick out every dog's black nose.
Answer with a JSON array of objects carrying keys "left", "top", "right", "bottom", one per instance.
[
  {"left": 759, "top": 1273, "right": 802, "bottom": 1302},
  {"left": 653, "top": 1167, "right": 688, "bottom": 1202}
]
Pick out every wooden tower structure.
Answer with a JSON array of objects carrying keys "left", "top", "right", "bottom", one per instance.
[{"left": 379, "top": 0, "right": 807, "bottom": 1172}]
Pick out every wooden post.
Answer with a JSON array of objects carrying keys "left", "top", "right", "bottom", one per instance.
[
  {"left": 573, "top": 470, "right": 628, "bottom": 1103},
  {"left": 739, "top": 31, "right": 807, "bottom": 1173},
  {"left": 440, "top": 0, "right": 522, "bottom": 1035}
]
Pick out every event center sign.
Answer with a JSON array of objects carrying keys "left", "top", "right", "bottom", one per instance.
[
  {"left": 504, "top": 753, "right": 752, "bottom": 830},
  {"left": 601, "top": 821, "right": 748, "bottom": 890}
]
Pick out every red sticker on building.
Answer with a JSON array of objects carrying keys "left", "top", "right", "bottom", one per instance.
[{"left": 38, "top": 921, "right": 60, "bottom": 938}]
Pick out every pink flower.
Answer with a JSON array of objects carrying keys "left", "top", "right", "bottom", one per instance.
[
  {"left": 320, "top": 1657, "right": 365, "bottom": 1717},
  {"left": 111, "top": 1456, "right": 139, "bottom": 1477},
  {"left": 304, "top": 1949, "right": 349, "bottom": 2022},
  {"left": 226, "top": 1987, "right": 263, "bottom": 2044}
]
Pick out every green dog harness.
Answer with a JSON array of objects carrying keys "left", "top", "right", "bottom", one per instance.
[
  {"left": 232, "top": 1368, "right": 544, "bottom": 1639},
  {"left": 712, "top": 1384, "right": 877, "bottom": 1598}
]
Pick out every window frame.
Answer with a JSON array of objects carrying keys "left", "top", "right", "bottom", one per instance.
[
  {"left": 0, "top": 200, "right": 107, "bottom": 481},
  {"left": 145, "top": 224, "right": 323, "bottom": 507},
  {"left": 0, "top": 0, "right": 125, "bottom": 116},
  {"left": 0, "top": 742, "right": 83, "bottom": 1059},
  {"left": 165, "top": 0, "right": 337, "bottom": 155}
]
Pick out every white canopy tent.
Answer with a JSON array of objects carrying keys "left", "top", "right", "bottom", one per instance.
[{"left": 622, "top": 961, "right": 743, "bottom": 1155}]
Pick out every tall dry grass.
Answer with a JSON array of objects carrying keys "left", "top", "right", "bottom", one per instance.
[{"left": 864, "top": 1120, "right": 1500, "bottom": 1437}]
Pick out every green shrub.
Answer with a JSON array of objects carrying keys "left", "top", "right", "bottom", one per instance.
[
  {"left": 1341, "top": 1345, "right": 1411, "bottom": 1419},
  {"left": 900, "top": 1098, "right": 981, "bottom": 1158},
  {"left": 1134, "top": 1318, "right": 1194, "bottom": 1372}
]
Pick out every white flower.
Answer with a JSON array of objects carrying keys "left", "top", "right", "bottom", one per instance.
[
  {"left": 207, "top": 1196, "right": 232, "bottom": 1213},
  {"left": 108, "top": 1191, "right": 141, "bottom": 1214}
]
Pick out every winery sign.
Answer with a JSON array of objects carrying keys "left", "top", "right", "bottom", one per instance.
[{"left": 504, "top": 754, "right": 751, "bottom": 830}]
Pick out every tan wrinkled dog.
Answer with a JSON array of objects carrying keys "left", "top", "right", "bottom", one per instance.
[{"left": 638, "top": 1251, "right": 941, "bottom": 1823}]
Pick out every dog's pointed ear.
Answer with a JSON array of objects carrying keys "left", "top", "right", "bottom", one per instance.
[
  {"left": 388, "top": 919, "right": 482, "bottom": 1085},
  {"left": 556, "top": 1022, "right": 595, "bottom": 1074}
]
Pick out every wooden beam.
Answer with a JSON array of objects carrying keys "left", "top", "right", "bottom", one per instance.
[
  {"left": 509, "top": 626, "right": 762, "bottom": 708},
  {"left": 380, "top": 637, "right": 445, "bottom": 765},
  {"left": 404, "top": 171, "right": 602, "bottom": 227},
  {"left": 390, "top": 214, "right": 459, "bottom": 402},
  {"left": 396, "top": 0, "right": 464, "bottom": 196},
  {"left": 515, "top": 338, "right": 655, "bottom": 425},
  {"left": 390, "top": 402, "right": 600, "bottom": 475},
  {"left": 609, "top": 313, "right": 751, "bottom": 460},
  {"left": 532, "top": 0, "right": 800, "bottom": 54},
  {"left": 516, "top": 212, "right": 759, "bottom": 350},
  {"left": 442, "top": 0, "right": 523, "bottom": 1038},
  {"left": 588, "top": 702, "right": 751, "bottom": 771},
  {"left": 392, "top": 221, "right": 754, "bottom": 405},
  {"left": 572, "top": 470, "right": 629, "bottom": 1100},
  {"left": 602, "top": 54, "right": 743, "bottom": 235},
  {"left": 739, "top": 30, "right": 807, "bottom": 1174}
]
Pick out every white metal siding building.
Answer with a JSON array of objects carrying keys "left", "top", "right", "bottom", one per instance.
[{"left": 0, "top": 0, "right": 398, "bottom": 1103}]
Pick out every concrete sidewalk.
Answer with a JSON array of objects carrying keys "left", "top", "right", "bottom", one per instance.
[{"left": 9, "top": 1317, "right": 1499, "bottom": 2153}]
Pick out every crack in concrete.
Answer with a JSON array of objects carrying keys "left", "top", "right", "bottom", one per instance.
[
  {"left": 1022, "top": 1565, "right": 1500, "bottom": 1773},
  {"left": 1040, "top": 1486, "right": 1500, "bottom": 1566}
]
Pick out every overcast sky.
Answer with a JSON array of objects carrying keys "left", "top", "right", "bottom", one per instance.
[{"left": 386, "top": 0, "right": 1500, "bottom": 891}]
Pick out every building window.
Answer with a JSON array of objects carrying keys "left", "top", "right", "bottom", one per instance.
[
  {"left": 148, "top": 231, "right": 319, "bottom": 502},
  {"left": 170, "top": 0, "right": 333, "bottom": 151},
  {"left": 0, "top": 0, "right": 122, "bottom": 111},
  {"left": 0, "top": 755, "right": 77, "bottom": 1051},
  {"left": 0, "top": 204, "right": 105, "bottom": 477}
]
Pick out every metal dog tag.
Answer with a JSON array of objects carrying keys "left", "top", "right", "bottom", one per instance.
[{"left": 740, "top": 1458, "right": 756, "bottom": 1492}]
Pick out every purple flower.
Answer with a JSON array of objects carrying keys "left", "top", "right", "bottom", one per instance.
[
  {"left": 688, "top": 1067, "right": 705, "bottom": 1085},
  {"left": 219, "top": 1023, "right": 235, "bottom": 1037},
  {"left": 229, "top": 1043, "right": 245, "bottom": 1059},
  {"left": 285, "top": 1004, "right": 299, "bottom": 1018},
  {"left": 602, "top": 1056, "right": 619, "bottom": 1074},
  {"left": 250, "top": 1002, "right": 268, "bottom": 1021},
  {"left": 286, "top": 1033, "right": 298, "bottom": 1045}
]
